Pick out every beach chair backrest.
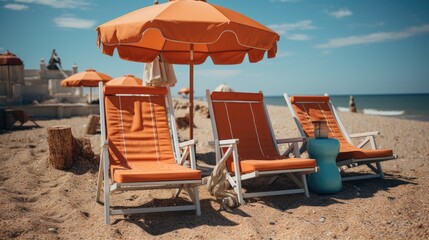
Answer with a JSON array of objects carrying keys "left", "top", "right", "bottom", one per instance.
[
  {"left": 209, "top": 91, "right": 281, "bottom": 163},
  {"left": 288, "top": 96, "right": 349, "bottom": 145},
  {"left": 102, "top": 86, "right": 176, "bottom": 166}
]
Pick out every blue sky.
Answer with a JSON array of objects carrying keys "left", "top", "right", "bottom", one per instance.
[{"left": 1, "top": 0, "right": 428, "bottom": 96}]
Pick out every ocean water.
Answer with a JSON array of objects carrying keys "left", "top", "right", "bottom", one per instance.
[{"left": 265, "top": 94, "right": 429, "bottom": 122}]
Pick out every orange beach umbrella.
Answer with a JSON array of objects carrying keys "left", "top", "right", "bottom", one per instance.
[
  {"left": 106, "top": 75, "right": 142, "bottom": 86},
  {"left": 97, "top": 0, "right": 280, "bottom": 139},
  {"left": 61, "top": 69, "right": 112, "bottom": 104},
  {"left": 0, "top": 50, "right": 23, "bottom": 100},
  {"left": 61, "top": 69, "right": 112, "bottom": 87}
]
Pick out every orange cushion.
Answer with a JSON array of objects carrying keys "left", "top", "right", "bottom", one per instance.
[
  {"left": 290, "top": 96, "right": 330, "bottom": 104},
  {"left": 235, "top": 158, "right": 316, "bottom": 174},
  {"left": 105, "top": 94, "right": 176, "bottom": 164},
  {"left": 111, "top": 161, "right": 201, "bottom": 183},
  {"left": 338, "top": 144, "right": 394, "bottom": 160}
]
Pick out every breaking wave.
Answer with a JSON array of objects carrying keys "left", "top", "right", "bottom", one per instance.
[
  {"left": 363, "top": 109, "right": 405, "bottom": 116},
  {"left": 336, "top": 107, "right": 349, "bottom": 112},
  {"left": 337, "top": 106, "right": 405, "bottom": 116}
]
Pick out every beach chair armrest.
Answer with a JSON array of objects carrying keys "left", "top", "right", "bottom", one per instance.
[
  {"left": 350, "top": 131, "right": 380, "bottom": 149},
  {"left": 208, "top": 139, "right": 239, "bottom": 147},
  {"left": 276, "top": 137, "right": 306, "bottom": 144},
  {"left": 350, "top": 131, "right": 380, "bottom": 138},
  {"left": 277, "top": 138, "right": 303, "bottom": 158},
  {"left": 178, "top": 139, "right": 198, "bottom": 169},
  {"left": 179, "top": 139, "right": 197, "bottom": 148}
]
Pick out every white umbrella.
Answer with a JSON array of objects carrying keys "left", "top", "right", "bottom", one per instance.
[{"left": 214, "top": 83, "right": 234, "bottom": 92}]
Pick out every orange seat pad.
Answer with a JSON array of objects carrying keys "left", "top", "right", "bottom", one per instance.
[
  {"left": 111, "top": 161, "right": 202, "bottom": 183},
  {"left": 338, "top": 144, "right": 394, "bottom": 160},
  {"left": 237, "top": 158, "right": 317, "bottom": 174}
]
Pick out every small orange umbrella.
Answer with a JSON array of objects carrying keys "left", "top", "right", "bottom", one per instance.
[
  {"left": 97, "top": 0, "right": 280, "bottom": 139},
  {"left": 178, "top": 87, "right": 190, "bottom": 95},
  {"left": 106, "top": 75, "right": 142, "bottom": 86},
  {"left": 1, "top": 50, "right": 23, "bottom": 100},
  {"left": 61, "top": 69, "right": 112, "bottom": 105},
  {"left": 61, "top": 69, "right": 112, "bottom": 87}
]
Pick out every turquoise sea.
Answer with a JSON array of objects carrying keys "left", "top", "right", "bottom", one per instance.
[{"left": 265, "top": 93, "right": 429, "bottom": 122}]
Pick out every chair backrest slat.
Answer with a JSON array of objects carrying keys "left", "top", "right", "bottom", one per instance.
[
  {"left": 103, "top": 86, "right": 176, "bottom": 166},
  {"left": 289, "top": 96, "right": 349, "bottom": 146},
  {"left": 210, "top": 92, "right": 280, "bottom": 162}
]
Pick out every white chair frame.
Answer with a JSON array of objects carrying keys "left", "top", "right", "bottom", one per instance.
[
  {"left": 206, "top": 90, "right": 318, "bottom": 205},
  {"left": 96, "top": 82, "right": 202, "bottom": 224},
  {"left": 284, "top": 93, "right": 397, "bottom": 181}
]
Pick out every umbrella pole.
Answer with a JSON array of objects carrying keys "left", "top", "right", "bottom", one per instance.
[
  {"left": 189, "top": 45, "right": 194, "bottom": 140},
  {"left": 7, "top": 66, "right": 11, "bottom": 101},
  {"left": 89, "top": 87, "right": 92, "bottom": 115}
]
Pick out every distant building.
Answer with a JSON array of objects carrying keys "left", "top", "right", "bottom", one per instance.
[{"left": 0, "top": 50, "right": 85, "bottom": 105}]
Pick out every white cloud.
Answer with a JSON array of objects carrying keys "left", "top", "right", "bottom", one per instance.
[
  {"left": 329, "top": 8, "right": 353, "bottom": 19},
  {"left": 286, "top": 34, "right": 310, "bottom": 41},
  {"left": 4, "top": 3, "right": 28, "bottom": 10},
  {"left": 316, "top": 24, "right": 429, "bottom": 49},
  {"left": 54, "top": 15, "right": 96, "bottom": 29},
  {"left": 196, "top": 69, "right": 242, "bottom": 80},
  {"left": 15, "top": 0, "right": 90, "bottom": 9},
  {"left": 269, "top": 20, "right": 316, "bottom": 35}
]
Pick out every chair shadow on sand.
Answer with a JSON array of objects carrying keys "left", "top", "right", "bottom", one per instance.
[
  {"left": 105, "top": 171, "right": 414, "bottom": 235},
  {"left": 197, "top": 151, "right": 415, "bottom": 212},
  {"left": 243, "top": 172, "right": 415, "bottom": 212},
  {"left": 112, "top": 199, "right": 249, "bottom": 235},
  {"left": 100, "top": 149, "right": 414, "bottom": 235}
]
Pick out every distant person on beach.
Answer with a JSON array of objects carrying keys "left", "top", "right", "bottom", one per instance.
[
  {"left": 349, "top": 95, "right": 357, "bottom": 113},
  {"left": 47, "top": 49, "right": 62, "bottom": 70}
]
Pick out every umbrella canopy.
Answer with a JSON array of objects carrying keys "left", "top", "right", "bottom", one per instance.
[
  {"left": 96, "top": 0, "right": 280, "bottom": 139},
  {"left": 1, "top": 51, "right": 23, "bottom": 99},
  {"left": 97, "top": 0, "right": 279, "bottom": 64},
  {"left": 0, "top": 50, "right": 23, "bottom": 66},
  {"left": 106, "top": 75, "right": 142, "bottom": 86},
  {"left": 61, "top": 69, "right": 112, "bottom": 87},
  {"left": 61, "top": 69, "right": 112, "bottom": 108},
  {"left": 178, "top": 87, "right": 190, "bottom": 95},
  {"left": 214, "top": 83, "right": 234, "bottom": 92}
]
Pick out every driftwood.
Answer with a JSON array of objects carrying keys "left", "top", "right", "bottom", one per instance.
[{"left": 47, "top": 125, "right": 95, "bottom": 170}]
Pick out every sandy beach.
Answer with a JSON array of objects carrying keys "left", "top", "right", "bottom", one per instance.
[{"left": 1, "top": 100, "right": 428, "bottom": 239}]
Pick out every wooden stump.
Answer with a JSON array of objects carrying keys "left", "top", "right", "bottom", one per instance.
[
  {"left": 73, "top": 137, "right": 95, "bottom": 162},
  {"left": 47, "top": 125, "right": 73, "bottom": 170},
  {"left": 85, "top": 114, "right": 100, "bottom": 135}
]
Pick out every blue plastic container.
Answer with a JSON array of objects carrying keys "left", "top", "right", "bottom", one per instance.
[{"left": 307, "top": 138, "right": 342, "bottom": 194}]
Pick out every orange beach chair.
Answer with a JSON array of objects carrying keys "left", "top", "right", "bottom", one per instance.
[
  {"left": 284, "top": 94, "right": 397, "bottom": 181},
  {"left": 206, "top": 90, "right": 317, "bottom": 205},
  {"left": 97, "top": 83, "right": 202, "bottom": 224}
]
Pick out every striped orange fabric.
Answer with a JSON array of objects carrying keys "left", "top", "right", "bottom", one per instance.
[
  {"left": 239, "top": 158, "right": 316, "bottom": 174},
  {"left": 104, "top": 86, "right": 201, "bottom": 183},
  {"left": 290, "top": 95, "right": 393, "bottom": 160},
  {"left": 110, "top": 161, "right": 201, "bottom": 182},
  {"left": 212, "top": 92, "right": 316, "bottom": 172}
]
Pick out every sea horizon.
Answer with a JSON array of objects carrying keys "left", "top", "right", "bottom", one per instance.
[{"left": 263, "top": 93, "right": 429, "bottom": 122}]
